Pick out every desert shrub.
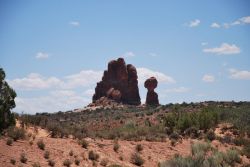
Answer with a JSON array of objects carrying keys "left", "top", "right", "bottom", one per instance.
[
  {"left": 113, "top": 142, "right": 120, "bottom": 152},
  {"left": 184, "top": 127, "right": 199, "bottom": 138},
  {"left": 80, "top": 139, "right": 88, "bottom": 149},
  {"left": 75, "top": 158, "right": 80, "bottom": 165},
  {"left": 243, "top": 143, "right": 250, "bottom": 158},
  {"left": 233, "top": 137, "right": 248, "bottom": 146},
  {"left": 69, "top": 150, "right": 73, "bottom": 156},
  {"left": 206, "top": 129, "right": 216, "bottom": 141},
  {"left": 37, "top": 139, "right": 45, "bottom": 150},
  {"left": 100, "top": 158, "right": 108, "bottom": 166},
  {"left": 48, "top": 159, "right": 55, "bottom": 166},
  {"left": 63, "top": 159, "right": 72, "bottom": 167},
  {"left": 32, "top": 162, "right": 40, "bottom": 167},
  {"left": 29, "top": 140, "right": 33, "bottom": 145},
  {"left": 170, "top": 139, "right": 177, "bottom": 146},
  {"left": 44, "top": 150, "right": 50, "bottom": 159},
  {"left": 88, "top": 150, "right": 99, "bottom": 161},
  {"left": 10, "top": 158, "right": 16, "bottom": 165},
  {"left": 7, "top": 127, "right": 25, "bottom": 141},
  {"left": 224, "top": 149, "right": 241, "bottom": 165},
  {"left": 135, "top": 144, "right": 143, "bottom": 152},
  {"left": 219, "top": 134, "right": 232, "bottom": 144},
  {"left": 20, "top": 153, "right": 27, "bottom": 163},
  {"left": 131, "top": 153, "right": 144, "bottom": 166},
  {"left": 6, "top": 138, "right": 13, "bottom": 145},
  {"left": 169, "top": 131, "right": 179, "bottom": 140},
  {"left": 191, "top": 142, "right": 211, "bottom": 157},
  {"left": 108, "top": 165, "right": 121, "bottom": 167}
]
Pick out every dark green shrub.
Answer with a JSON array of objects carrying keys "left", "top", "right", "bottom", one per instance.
[
  {"left": 224, "top": 149, "right": 241, "bottom": 165},
  {"left": 20, "top": 153, "right": 27, "bottom": 163},
  {"left": 75, "top": 158, "right": 80, "bottom": 165},
  {"left": 32, "top": 162, "right": 41, "bottom": 167},
  {"left": 113, "top": 142, "right": 120, "bottom": 152},
  {"left": 44, "top": 151, "right": 50, "bottom": 159},
  {"left": 69, "top": 150, "right": 73, "bottom": 156},
  {"left": 7, "top": 127, "right": 25, "bottom": 141},
  {"left": 135, "top": 144, "right": 143, "bottom": 152},
  {"left": 206, "top": 129, "right": 216, "bottom": 141},
  {"left": 37, "top": 140, "right": 45, "bottom": 150},
  {"left": 88, "top": 150, "right": 99, "bottom": 161},
  {"left": 184, "top": 127, "right": 199, "bottom": 138},
  {"left": 63, "top": 159, "right": 72, "bottom": 167},
  {"left": 10, "top": 158, "right": 16, "bottom": 165},
  {"left": 48, "top": 159, "right": 55, "bottom": 166},
  {"left": 100, "top": 158, "right": 108, "bottom": 166},
  {"left": 243, "top": 143, "right": 250, "bottom": 158},
  {"left": 169, "top": 132, "right": 179, "bottom": 140},
  {"left": 80, "top": 139, "right": 88, "bottom": 149},
  {"left": 131, "top": 153, "right": 144, "bottom": 166},
  {"left": 6, "top": 138, "right": 13, "bottom": 145}
]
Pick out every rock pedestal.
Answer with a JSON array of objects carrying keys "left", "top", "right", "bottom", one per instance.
[
  {"left": 93, "top": 58, "right": 141, "bottom": 105},
  {"left": 144, "top": 77, "right": 159, "bottom": 105}
]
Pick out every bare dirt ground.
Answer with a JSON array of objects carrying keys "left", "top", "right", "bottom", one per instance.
[{"left": 0, "top": 124, "right": 249, "bottom": 167}]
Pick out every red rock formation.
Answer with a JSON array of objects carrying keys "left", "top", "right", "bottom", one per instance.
[
  {"left": 93, "top": 58, "right": 141, "bottom": 105},
  {"left": 144, "top": 77, "right": 159, "bottom": 105}
]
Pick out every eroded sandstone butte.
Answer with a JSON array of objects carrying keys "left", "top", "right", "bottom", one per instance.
[{"left": 92, "top": 58, "right": 141, "bottom": 105}]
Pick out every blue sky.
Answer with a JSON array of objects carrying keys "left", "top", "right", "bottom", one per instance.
[{"left": 1, "top": 0, "right": 250, "bottom": 114}]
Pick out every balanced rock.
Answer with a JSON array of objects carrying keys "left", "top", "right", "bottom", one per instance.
[
  {"left": 93, "top": 58, "right": 141, "bottom": 105},
  {"left": 144, "top": 77, "right": 159, "bottom": 105}
]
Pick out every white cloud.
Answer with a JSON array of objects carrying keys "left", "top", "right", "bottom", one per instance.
[
  {"left": 211, "top": 22, "right": 220, "bottom": 28},
  {"left": 36, "top": 52, "right": 49, "bottom": 59},
  {"left": 14, "top": 91, "right": 90, "bottom": 114},
  {"left": 229, "top": 69, "right": 250, "bottom": 80},
  {"left": 62, "top": 70, "right": 102, "bottom": 89},
  {"left": 202, "top": 74, "right": 215, "bottom": 83},
  {"left": 7, "top": 73, "right": 62, "bottom": 90},
  {"left": 137, "top": 67, "right": 175, "bottom": 84},
  {"left": 84, "top": 89, "right": 95, "bottom": 96},
  {"left": 8, "top": 70, "right": 102, "bottom": 91},
  {"left": 203, "top": 43, "right": 240, "bottom": 55},
  {"left": 188, "top": 19, "right": 200, "bottom": 27},
  {"left": 213, "top": 16, "right": 250, "bottom": 28},
  {"left": 239, "top": 16, "right": 250, "bottom": 24},
  {"left": 165, "top": 87, "right": 190, "bottom": 93},
  {"left": 149, "top": 53, "right": 158, "bottom": 57},
  {"left": 201, "top": 42, "right": 208, "bottom": 46},
  {"left": 69, "top": 21, "right": 80, "bottom": 27},
  {"left": 121, "top": 51, "right": 135, "bottom": 58}
]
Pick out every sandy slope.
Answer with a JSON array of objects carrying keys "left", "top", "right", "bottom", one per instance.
[{"left": 0, "top": 124, "right": 249, "bottom": 167}]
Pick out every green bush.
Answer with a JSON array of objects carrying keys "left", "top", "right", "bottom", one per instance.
[
  {"left": 224, "top": 149, "right": 241, "bottom": 165},
  {"left": 243, "top": 143, "right": 250, "bottom": 158},
  {"left": 6, "top": 138, "right": 13, "bottom": 145},
  {"left": 100, "top": 158, "right": 108, "bottom": 166},
  {"left": 37, "top": 140, "right": 45, "bottom": 150},
  {"left": 88, "top": 150, "right": 99, "bottom": 161},
  {"left": 206, "top": 129, "right": 216, "bottom": 141},
  {"left": 80, "top": 139, "right": 88, "bottom": 149},
  {"left": 10, "top": 158, "right": 16, "bottom": 165},
  {"left": 7, "top": 127, "right": 25, "bottom": 141},
  {"left": 44, "top": 151, "right": 50, "bottom": 159},
  {"left": 69, "top": 150, "right": 73, "bottom": 156},
  {"left": 63, "top": 159, "right": 72, "bottom": 167},
  {"left": 135, "top": 144, "right": 143, "bottom": 152},
  {"left": 75, "top": 158, "right": 80, "bottom": 166},
  {"left": 32, "top": 162, "right": 41, "bottom": 167},
  {"left": 113, "top": 142, "right": 120, "bottom": 152},
  {"left": 131, "top": 153, "right": 144, "bottom": 166},
  {"left": 20, "top": 153, "right": 27, "bottom": 163},
  {"left": 48, "top": 159, "right": 55, "bottom": 166}
]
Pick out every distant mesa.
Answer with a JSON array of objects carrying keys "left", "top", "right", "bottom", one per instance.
[
  {"left": 92, "top": 58, "right": 141, "bottom": 105},
  {"left": 144, "top": 77, "right": 159, "bottom": 105}
]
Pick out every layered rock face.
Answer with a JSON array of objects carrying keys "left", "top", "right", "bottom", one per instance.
[
  {"left": 144, "top": 77, "right": 159, "bottom": 105},
  {"left": 93, "top": 58, "right": 141, "bottom": 105}
]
